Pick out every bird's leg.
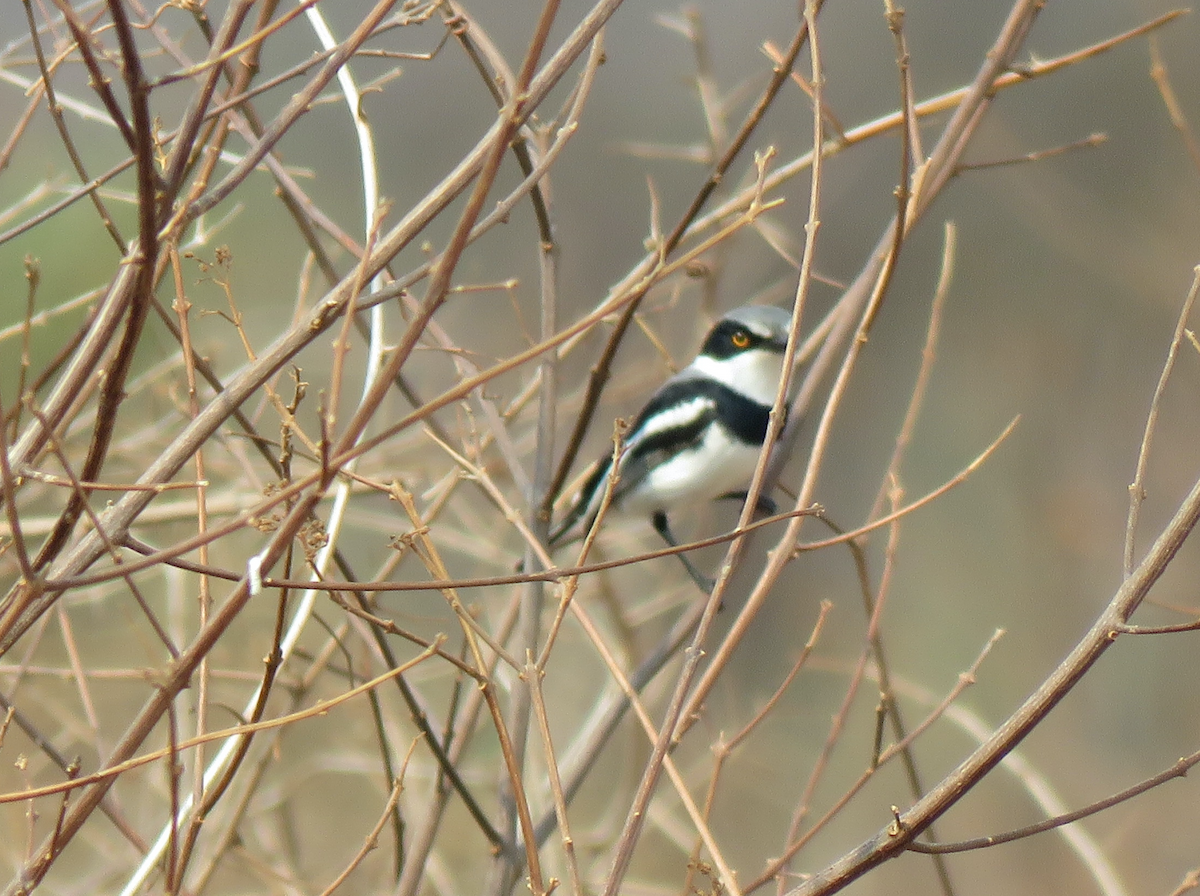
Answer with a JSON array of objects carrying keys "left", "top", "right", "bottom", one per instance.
[
  {"left": 718, "top": 490, "right": 777, "bottom": 517},
  {"left": 652, "top": 511, "right": 715, "bottom": 593}
]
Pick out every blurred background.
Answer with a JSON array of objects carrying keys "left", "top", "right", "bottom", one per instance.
[{"left": 1, "top": 1, "right": 1199, "bottom": 894}]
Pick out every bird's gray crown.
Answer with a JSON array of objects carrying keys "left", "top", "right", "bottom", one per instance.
[{"left": 698, "top": 305, "right": 792, "bottom": 361}]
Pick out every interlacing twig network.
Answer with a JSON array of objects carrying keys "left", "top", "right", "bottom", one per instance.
[{"left": 0, "top": 3, "right": 1197, "bottom": 896}]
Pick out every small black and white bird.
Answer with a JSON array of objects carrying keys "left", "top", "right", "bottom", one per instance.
[{"left": 549, "top": 305, "right": 793, "bottom": 585}]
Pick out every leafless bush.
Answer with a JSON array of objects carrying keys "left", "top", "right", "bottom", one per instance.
[{"left": 1, "top": 2, "right": 1198, "bottom": 895}]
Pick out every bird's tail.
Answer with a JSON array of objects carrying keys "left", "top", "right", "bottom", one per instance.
[{"left": 547, "top": 457, "right": 612, "bottom": 547}]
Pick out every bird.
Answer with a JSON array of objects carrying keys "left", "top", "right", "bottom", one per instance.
[{"left": 549, "top": 304, "right": 793, "bottom": 589}]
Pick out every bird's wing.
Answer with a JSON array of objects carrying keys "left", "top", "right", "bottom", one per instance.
[
  {"left": 616, "top": 380, "right": 718, "bottom": 499},
  {"left": 548, "top": 378, "right": 718, "bottom": 546}
]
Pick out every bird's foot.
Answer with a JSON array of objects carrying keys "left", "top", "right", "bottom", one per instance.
[{"left": 653, "top": 511, "right": 716, "bottom": 594}]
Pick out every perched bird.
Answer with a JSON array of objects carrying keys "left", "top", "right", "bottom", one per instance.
[{"left": 549, "top": 305, "right": 793, "bottom": 587}]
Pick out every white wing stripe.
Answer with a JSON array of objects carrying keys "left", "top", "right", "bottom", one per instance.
[{"left": 628, "top": 396, "right": 713, "bottom": 442}]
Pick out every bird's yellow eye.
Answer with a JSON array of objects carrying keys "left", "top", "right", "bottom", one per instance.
[{"left": 731, "top": 330, "right": 751, "bottom": 349}]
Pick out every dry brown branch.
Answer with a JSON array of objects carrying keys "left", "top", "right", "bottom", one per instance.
[
  {"left": 0, "top": 2, "right": 1196, "bottom": 895},
  {"left": 906, "top": 743, "right": 1200, "bottom": 855},
  {"left": 1125, "top": 266, "right": 1200, "bottom": 574},
  {"left": 676, "top": 0, "right": 1046, "bottom": 749},
  {"left": 789, "top": 440, "right": 1200, "bottom": 895},
  {"left": 0, "top": 641, "right": 443, "bottom": 806},
  {"left": 749, "top": 629, "right": 1004, "bottom": 894}
]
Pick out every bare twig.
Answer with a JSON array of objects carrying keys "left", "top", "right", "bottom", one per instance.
[{"left": 1124, "top": 266, "right": 1200, "bottom": 575}]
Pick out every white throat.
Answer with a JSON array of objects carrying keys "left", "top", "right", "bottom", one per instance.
[{"left": 690, "top": 350, "right": 785, "bottom": 406}]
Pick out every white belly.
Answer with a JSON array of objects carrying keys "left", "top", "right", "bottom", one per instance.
[{"left": 619, "top": 425, "right": 764, "bottom": 515}]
